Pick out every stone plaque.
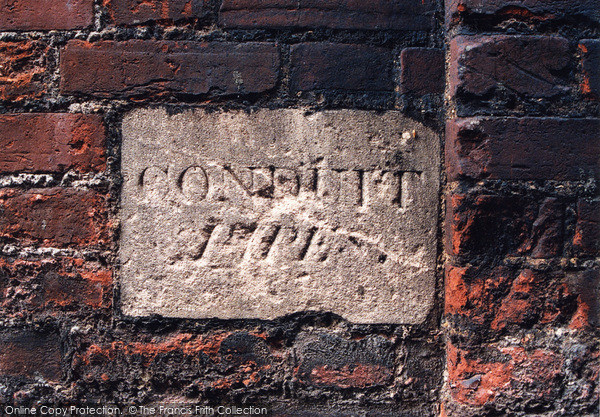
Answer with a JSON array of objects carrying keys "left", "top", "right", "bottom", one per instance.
[{"left": 120, "top": 108, "right": 439, "bottom": 323}]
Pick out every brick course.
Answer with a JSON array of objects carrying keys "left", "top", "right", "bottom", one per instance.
[
  {"left": 446, "top": 117, "right": 600, "bottom": 181},
  {"left": 219, "top": 0, "right": 436, "bottom": 31},
  {"left": 449, "top": 35, "right": 571, "bottom": 99},
  {"left": 0, "top": 113, "right": 106, "bottom": 174},
  {"left": 0, "top": 41, "right": 48, "bottom": 102},
  {"left": 0, "top": 188, "right": 109, "bottom": 248},
  {"left": 0, "top": 0, "right": 94, "bottom": 30},
  {"left": 290, "top": 43, "right": 394, "bottom": 92},
  {"left": 104, "top": 0, "right": 207, "bottom": 25},
  {"left": 60, "top": 40, "right": 280, "bottom": 98}
]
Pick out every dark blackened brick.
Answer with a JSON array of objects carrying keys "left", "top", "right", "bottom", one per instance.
[
  {"left": 294, "top": 333, "right": 394, "bottom": 388},
  {"left": 446, "top": 118, "right": 600, "bottom": 181},
  {"left": 60, "top": 40, "right": 280, "bottom": 99},
  {"left": 580, "top": 39, "right": 600, "bottom": 99},
  {"left": 574, "top": 200, "right": 600, "bottom": 257},
  {"left": 290, "top": 43, "right": 394, "bottom": 92},
  {"left": 0, "top": 330, "right": 62, "bottom": 380},
  {"left": 400, "top": 48, "right": 445, "bottom": 95},
  {"left": 449, "top": 35, "right": 570, "bottom": 99},
  {"left": 220, "top": 0, "right": 436, "bottom": 31},
  {"left": 446, "top": 0, "right": 600, "bottom": 26}
]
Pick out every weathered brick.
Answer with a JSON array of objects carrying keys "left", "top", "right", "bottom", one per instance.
[
  {"left": 294, "top": 333, "right": 393, "bottom": 388},
  {"left": 446, "top": 193, "right": 555, "bottom": 260},
  {"left": 446, "top": 338, "right": 599, "bottom": 413},
  {"left": 290, "top": 43, "right": 393, "bottom": 92},
  {"left": 0, "top": 188, "right": 109, "bottom": 248},
  {"left": 0, "top": 0, "right": 94, "bottom": 30},
  {"left": 449, "top": 35, "right": 570, "bottom": 99},
  {"left": 0, "top": 330, "right": 62, "bottom": 380},
  {"left": 104, "top": 0, "right": 207, "bottom": 25},
  {"left": 73, "top": 332, "right": 282, "bottom": 395},
  {"left": 446, "top": 0, "right": 600, "bottom": 26},
  {"left": 219, "top": 0, "right": 436, "bottom": 31},
  {"left": 567, "top": 268, "right": 600, "bottom": 329},
  {"left": 0, "top": 41, "right": 48, "bottom": 102},
  {"left": 60, "top": 40, "right": 280, "bottom": 98},
  {"left": 0, "top": 113, "right": 106, "bottom": 174},
  {"left": 580, "top": 39, "right": 600, "bottom": 99},
  {"left": 445, "top": 265, "right": 582, "bottom": 331},
  {"left": 446, "top": 118, "right": 600, "bottom": 181},
  {"left": 447, "top": 342, "right": 565, "bottom": 407},
  {"left": 0, "top": 257, "right": 111, "bottom": 318},
  {"left": 574, "top": 200, "right": 600, "bottom": 257},
  {"left": 400, "top": 48, "right": 445, "bottom": 95}
]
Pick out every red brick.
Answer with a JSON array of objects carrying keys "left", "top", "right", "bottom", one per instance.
[
  {"left": 446, "top": 0, "right": 600, "bottom": 26},
  {"left": 0, "top": 257, "right": 111, "bottom": 318},
  {"left": 0, "top": 0, "right": 94, "bottom": 30},
  {"left": 104, "top": 0, "right": 207, "bottom": 25},
  {"left": 0, "top": 113, "right": 106, "bottom": 174},
  {"left": 0, "top": 188, "right": 109, "bottom": 248},
  {"left": 290, "top": 43, "right": 393, "bottom": 92},
  {"left": 400, "top": 48, "right": 445, "bottom": 95},
  {"left": 294, "top": 333, "right": 393, "bottom": 388},
  {"left": 447, "top": 342, "right": 567, "bottom": 407},
  {"left": 574, "top": 200, "right": 600, "bottom": 256},
  {"left": 60, "top": 40, "right": 280, "bottom": 98},
  {"left": 580, "top": 39, "right": 600, "bottom": 99},
  {"left": 0, "top": 330, "right": 62, "bottom": 380},
  {"left": 445, "top": 265, "right": 580, "bottom": 330},
  {"left": 449, "top": 35, "right": 570, "bottom": 99},
  {"left": 446, "top": 118, "right": 600, "bottom": 181},
  {"left": 219, "top": 0, "right": 436, "bottom": 31},
  {"left": 0, "top": 41, "right": 48, "bottom": 102}
]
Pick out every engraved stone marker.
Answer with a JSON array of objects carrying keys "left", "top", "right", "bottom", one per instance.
[{"left": 120, "top": 108, "right": 440, "bottom": 323}]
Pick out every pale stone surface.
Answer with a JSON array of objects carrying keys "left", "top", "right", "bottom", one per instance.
[{"left": 120, "top": 108, "right": 440, "bottom": 323}]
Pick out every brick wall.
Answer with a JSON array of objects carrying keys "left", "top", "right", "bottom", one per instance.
[
  {"left": 0, "top": 1, "right": 597, "bottom": 416},
  {"left": 444, "top": 1, "right": 599, "bottom": 416}
]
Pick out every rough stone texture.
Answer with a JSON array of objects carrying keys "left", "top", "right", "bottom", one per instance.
[
  {"left": 120, "top": 108, "right": 440, "bottom": 324},
  {"left": 0, "top": 188, "right": 109, "bottom": 248},
  {"left": 104, "top": 0, "right": 207, "bottom": 25},
  {"left": 449, "top": 35, "right": 570, "bottom": 99},
  {"left": 60, "top": 41, "right": 280, "bottom": 98},
  {"left": 446, "top": 117, "right": 600, "bottom": 181},
  {"left": 446, "top": 0, "right": 600, "bottom": 25},
  {"left": 0, "top": 41, "right": 48, "bottom": 102},
  {"left": 400, "top": 48, "right": 445, "bottom": 95},
  {"left": 580, "top": 39, "right": 600, "bottom": 99},
  {"left": 290, "top": 43, "right": 394, "bottom": 92},
  {"left": 219, "top": 0, "right": 436, "bottom": 31},
  {"left": 0, "top": 113, "right": 106, "bottom": 174},
  {"left": 0, "top": 0, "right": 94, "bottom": 30},
  {"left": 0, "top": 330, "right": 62, "bottom": 380}
]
